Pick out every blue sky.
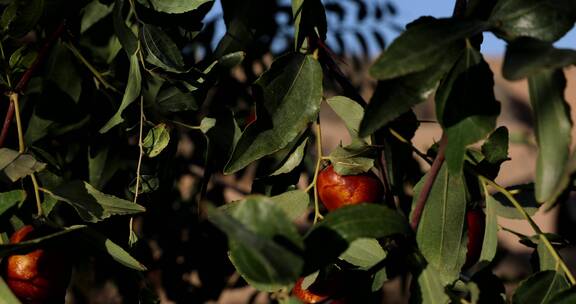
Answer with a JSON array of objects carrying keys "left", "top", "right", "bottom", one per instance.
[
  {"left": 203, "top": 0, "right": 576, "bottom": 58},
  {"left": 398, "top": 0, "right": 576, "bottom": 56}
]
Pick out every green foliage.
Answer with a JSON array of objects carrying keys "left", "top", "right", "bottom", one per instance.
[{"left": 0, "top": 0, "right": 575, "bottom": 302}]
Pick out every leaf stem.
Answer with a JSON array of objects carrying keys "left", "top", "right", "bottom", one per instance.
[
  {"left": 479, "top": 175, "right": 576, "bottom": 285},
  {"left": 129, "top": 97, "right": 145, "bottom": 244},
  {"left": 10, "top": 93, "right": 24, "bottom": 153},
  {"left": 64, "top": 42, "right": 120, "bottom": 93},
  {"left": 30, "top": 173, "right": 43, "bottom": 217},
  {"left": 9, "top": 91, "right": 43, "bottom": 217},
  {"left": 410, "top": 134, "right": 447, "bottom": 230},
  {"left": 170, "top": 120, "right": 202, "bottom": 130},
  {"left": 305, "top": 120, "right": 324, "bottom": 223}
]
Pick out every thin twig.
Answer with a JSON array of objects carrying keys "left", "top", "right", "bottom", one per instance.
[
  {"left": 480, "top": 176, "right": 576, "bottom": 285},
  {"left": 410, "top": 134, "right": 447, "bottom": 230},
  {"left": 129, "top": 97, "right": 145, "bottom": 243},
  {"left": 64, "top": 42, "right": 120, "bottom": 93},
  {"left": 133, "top": 97, "right": 145, "bottom": 204}
]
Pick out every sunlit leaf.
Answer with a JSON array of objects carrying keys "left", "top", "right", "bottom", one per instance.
[
  {"left": 370, "top": 17, "right": 486, "bottom": 80},
  {"left": 528, "top": 69, "right": 572, "bottom": 203},
  {"left": 100, "top": 53, "right": 142, "bottom": 133},
  {"left": 225, "top": 53, "right": 322, "bottom": 174},
  {"left": 142, "top": 123, "right": 170, "bottom": 158},
  {"left": 413, "top": 164, "right": 467, "bottom": 285},
  {"left": 489, "top": 0, "right": 576, "bottom": 42},
  {"left": 0, "top": 148, "right": 46, "bottom": 182}
]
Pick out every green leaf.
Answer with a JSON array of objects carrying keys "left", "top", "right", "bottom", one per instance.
[
  {"left": 270, "top": 137, "right": 308, "bottom": 176},
  {"left": 371, "top": 268, "right": 389, "bottom": 292},
  {"left": 0, "top": 148, "right": 46, "bottom": 182},
  {"left": 528, "top": 69, "right": 572, "bottom": 203},
  {"left": 81, "top": 0, "right": 113, "bottom": 33},
  {"left": 412, "top": 264, "right": 451, "bottom": 304},
  {"left": 536, "top": 241, "right": 566, "bottom": 275},
  {"left": 142, "top": 123, "right": 170, "bottom": 157},
  {"left": 224, "top": 53, "right": 322, "bottom": 174},
  {"left": 369, "top": 17, "right": 486, "bottom": 80},
  {"left": 503, "top": 38, "right": 576, "bottom": 80},
  {"left": 270, "top": 190, "right": 310, "bottom": 220},
  {"left": 512, "top": 271, "right": 570, "bottom": 304},
  {"left": 0, "top": 0, "right": 44, "bottom": 38},
  {"left": 46, "top": 42, "right": 82, "bottom": 103},
  {"left": 328, "top": 142, "right": 376, "bottom": 175},
  {"left": 113, "top": 0, "right": 138, "bottom": 55},
  {"left": 549, "top": 287, "right": 576, "bottom": 304},
  {"left": 129, "top": 175, "right": 159, "bottom": 194},
  {"left": 135, "top": 0, "right": 212, "bottom": 14},
  {"left": 479, "top": 195, "right": 498, "bottom": 262},
  {"left": 360, "top": 53, "right": 459, "bottom": 137},
  {"left": 203, "top": 110, "right": 242, "bottom": 171},
  {"left": 208, "top": 199, "right": 304, "bottom": 292},
  {"left": 80, "top": 228, "right": 147, "bottom": 271},
  {"left": 489, "top": 0, "right": 576, "bottom": 42},
  {"left": 492, "top": 185, "right": 539, "bottom": 219},
  {"left": 100, "top": 53, "right": 142, "bottom": 133},
  {"left": 221, "top": 191, "right": 309, "bottom": 222},
  {"left": 88, "top": 145, "right": 120, "bottom": 190},
  {"left": 0, "top": 190, "right": 26, "bottom": 217},
  {"left": 481, "top": 127, "right": 509, "bottom": 164},
  {"left": 199, "top": 117, "right": 216, "bottom": 133},
  {"left": 0, "top": 276, "right": 21, "bottom": 304},
  {"left": 156, "top": 84, "right": 199, "bottom": 112},
  {"left": 326, "top": 96, "right": 365, "bottom": 137},
  {"left": 0, "top": 225, "right": 86, "bottom": 257},
  {"left": 436, "top": 46, "right": 500, "bottom": 173},
  {"left": 414, "top": 164, "right": 467, "bottom": 285},
  {"left": 304, "top": 204, "right": 410, "bottom": 269},
  {"left": 141, "top": 24, "right": 185, "bottom": 72},
  {"left": 46, "top": 180, "right": 145, "bottom": 223},
  {"left": 292, "top": 0, "right": 327, "bottom": 50},
  {"left": 9, "top": 45, "right": 36, "bottom": 72},
  {"left": 339, "top": 238, "right": 386, "bottom": 269}
]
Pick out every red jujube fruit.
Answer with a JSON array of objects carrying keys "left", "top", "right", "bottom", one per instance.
[
  {"left": 4, "top": 225, "right": 72, "bottom": 304},
  {"left": 317, "top": 165, "right": 383, "bottom": 211},
  {"left": 464, "top": 208, "right": 486, "bottom": 268}
]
